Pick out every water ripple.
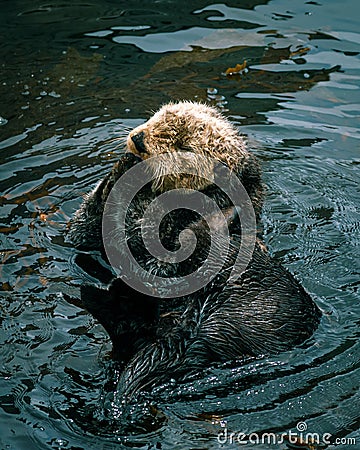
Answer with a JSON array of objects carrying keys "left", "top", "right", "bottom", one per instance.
[{"left": 0, "top": 0, "right": 359, "bottom": 448}]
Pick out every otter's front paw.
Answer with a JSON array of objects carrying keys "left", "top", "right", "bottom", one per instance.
[
  {"left": 67, "top": 152, "right": 142, "bottom": 250},
  {"left": 101, "top": 152, "right": 142, "bottom": 202},
  {"left": 114, "top": 152, "right": 142, "bottom": 179}
]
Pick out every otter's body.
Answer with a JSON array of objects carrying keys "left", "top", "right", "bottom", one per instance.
[
  {"left": 67, "top": 101, "right": 320, "bottom": 400},
  {"left": 83, "top": 238, "right": 320, "bottom": 400}
]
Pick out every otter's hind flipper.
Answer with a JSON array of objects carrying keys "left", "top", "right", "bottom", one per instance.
[{"left": 81, "top": 278, "right": 158, "bottom": 361}]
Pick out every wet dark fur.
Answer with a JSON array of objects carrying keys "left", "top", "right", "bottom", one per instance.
[
  {"left": 68, "top": 153, "right": 320, "bottom": 400},
  {"left": 67, "top": 151, "right": 263, "bottom": 249}
]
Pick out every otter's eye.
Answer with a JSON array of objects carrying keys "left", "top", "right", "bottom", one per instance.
[{"left": 131, "top": 131, "right": 147, "bottom": 154}]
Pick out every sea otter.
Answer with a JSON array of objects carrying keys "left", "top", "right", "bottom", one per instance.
[
  {"left": 68, "top": 101, "right": 263, "bottom": 250},
  {"left": 67, "top": 101, "right": 321, "bottom": 400}
]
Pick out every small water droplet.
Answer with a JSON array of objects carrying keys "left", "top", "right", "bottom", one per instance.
[
  {"left": 51, "top": 438, "right": 68, "bottom": 448},
  {"left": 48, "top": 91, "right": 61, "bottom": 98},
  {"left": 0, "top": 116, "right": 8, "bottom": 126},
  {"left": 304, "top": 72, "right": 310, "bottom": 79}
]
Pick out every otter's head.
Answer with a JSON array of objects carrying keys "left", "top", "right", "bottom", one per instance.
[{"left": 126, "top": 101, "right": 249, "bottom": 192}]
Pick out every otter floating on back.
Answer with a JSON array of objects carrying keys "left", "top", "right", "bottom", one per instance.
[{"left": 67, "top": 101, "right": 321, "bottom": 401}]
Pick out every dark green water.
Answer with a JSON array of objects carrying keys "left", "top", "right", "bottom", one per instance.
[{"left": 0, "top": 1, "right": 359, "bottom": 449}]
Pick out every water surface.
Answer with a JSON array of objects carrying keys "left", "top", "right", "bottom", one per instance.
[{"left": 0, "top": 0, "right": 359, "bottom": 449}]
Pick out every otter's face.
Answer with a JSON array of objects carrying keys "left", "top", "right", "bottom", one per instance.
[{"left": 126, "top": 101, "right": 248, "bottom": 192}]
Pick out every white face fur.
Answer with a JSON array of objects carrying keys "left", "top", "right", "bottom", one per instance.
[{"left": 126, "top": 101, "right": 249, "bottom": 192}]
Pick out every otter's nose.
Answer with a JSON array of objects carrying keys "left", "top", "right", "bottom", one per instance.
[{"left": 131, "top": 131, "right": 147, "bottom": 154}]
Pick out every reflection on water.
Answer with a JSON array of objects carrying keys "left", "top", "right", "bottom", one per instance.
[{"left": 0, "top": 0, "right": 359, "bottom": 448}]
